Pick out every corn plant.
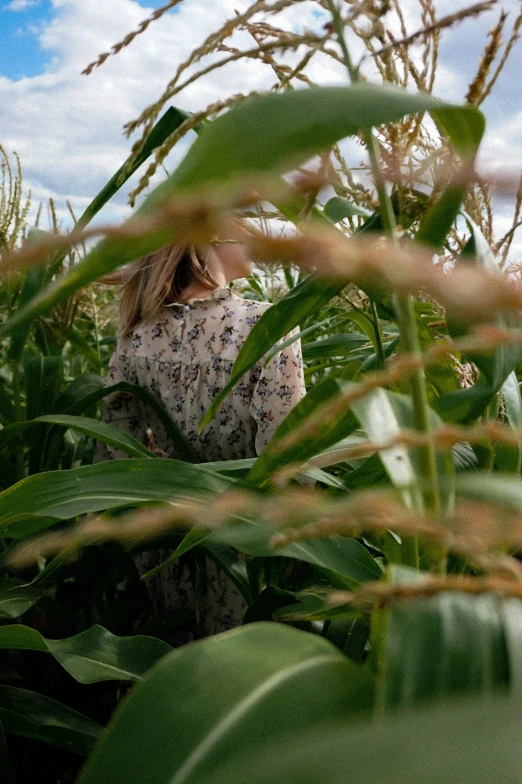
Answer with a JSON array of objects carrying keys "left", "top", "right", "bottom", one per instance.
[{"left": 1, "top": 1, "right": 522, "bottom": 782}]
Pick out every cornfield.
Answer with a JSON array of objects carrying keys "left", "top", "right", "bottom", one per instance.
[{"left": 2, "top": 0, "right": 522, "bottom": 781}]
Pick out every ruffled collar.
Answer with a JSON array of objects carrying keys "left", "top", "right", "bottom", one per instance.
[{"left": 168, "top": 285, "right": 233, "bottom": 309}]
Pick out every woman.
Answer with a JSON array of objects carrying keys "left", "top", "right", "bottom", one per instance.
[{"left": 96, "top": 223, "right": 306, "bottom": 640}]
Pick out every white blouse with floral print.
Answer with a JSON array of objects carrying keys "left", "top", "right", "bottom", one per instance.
[
  {"left": 96, "top": 285, "right": 306, "bottom": 641},
  {"left": 97, "top": 285, "right": 305, "bottom": 463}
]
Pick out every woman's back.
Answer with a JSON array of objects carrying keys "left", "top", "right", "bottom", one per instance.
[{"left": 99, "top": 285, "right": 305, "bottom": 463}]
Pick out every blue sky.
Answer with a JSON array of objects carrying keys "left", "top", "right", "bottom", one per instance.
[
  {"left": 0, "top": 0, "right": 170, "bottom": 79},
  {"left": 1, "top": 1, "right": 51, "bottom": 80},
  {"left": 3, "top": 0, "right": 519, "bottom": 99}
]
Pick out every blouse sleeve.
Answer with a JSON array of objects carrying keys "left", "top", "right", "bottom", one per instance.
[
  {"left": 249, "top": 329, "right": 306, "bottom": 456},
  {"left": 94, "top": 353, "right": 148, "bottom": 462}
]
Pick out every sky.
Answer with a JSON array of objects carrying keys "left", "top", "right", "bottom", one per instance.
[{"left": 0, "top": 0, "right": 521, "bottom": 256}]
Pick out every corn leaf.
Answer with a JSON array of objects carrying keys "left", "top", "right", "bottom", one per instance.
[
  {"left": 0, "top": 414, "right": 157, "bottom": 459},
  {"left": 246, "top": 375, "right": 358, "bottom": 486},
  {"left": 0, "top": 459, "right": 232, "bottom": 534},
  {"left": 0, "top": 86, "right": 483, "bottom": 340},
  {"left": 0, "top": 578, "right": 49, "bottom": 619},
  {"left": 323, "top": 196, "right": 371, "bottom": 221},
  {"left": 380, "top": 568, "right": 510, "bottom": 709},
  {"left": 0, "top": 721, "right": 14, "bottom": 784},
  {"left": 0, "top": 686, "right": 102, "bottom": 756},
  {"left": 0, "top": 624, "right": 171, "bottom": 684},
  {"left": 78, "top": 623, "right": 374, "bottom": 784},
  {"left": 195, "top": 695, "right": 522, "bottom": 784},
  {"left": 67, "top": 381, "right": 199, "bottom": 463}
]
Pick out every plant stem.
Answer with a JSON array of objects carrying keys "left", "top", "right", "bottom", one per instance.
[
  {"left": 326, "top": 0, "right": 441, "bottom": 562},
  {"left": 400, "top": 536, "right": 420, "bottom": 571},
  {"left": 11, "top": 360, "right": 24, "bottom": 482},
  {"left": 91, "top": 288, "right": 101, "bottom": 367},
  {"left": 370, "top": 299, "right": 386, "bottom": 371},
  {"left": 395, "top": 295, "right": 441, "bottom": 517}
]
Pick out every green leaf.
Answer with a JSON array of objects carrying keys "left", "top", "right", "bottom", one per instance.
[
  {"left": 201, "top": 456, "right": 339, "bottom": 486},
  {"left": 70, "top": 381, "right": 199, "bottom": 463},
  {"left": 0, "top": 578, "right": 49, "bottom": 619},
  {"left": 459, "top": 215, "right": 522, "bottom": 390},
  {"left": 273, "top": 590, "right": 359, "bottom": 622},
  {"left": 351, "top": 388, "right": 420, "bottom": 508},
  {"left": 411, "top": 302, "right": 461, "bottom": 398},
  {"left": 76, "top": 106, "right": 191, "bottom": 228},
  {"left": 78, "top": 623, "right": 374, "bottom": 784},
  {"left": 21, "top": 354, "right": 63, "bottom": 474},
  {"left": 0, "top": 85, "right": 483, "bottom": 344},
  {"left": 212, "top": 525, "right": 381, "bottom": 590},
  {"left": 24, "top": 355, "right": 63, "bottom": 420},
  {"left": 497, "top": 372, "right": 522, "bottom": 473},
  {"left": 302, "top": 333, "right": 368, "bottom": 360},
  {"left": 0, "top": 624, "right": 171, "bottom": 683},
  {"left": 381, "top": 586, "right": 509, "bottom": 708},
  {"left": 414, "top": 92, "right": 486, "bottom": 251},
  {"left": 41, "top": 374, "right": 106, "bottom": 469},
  {"left": 199, "top": 540, "right": 253, "bottom": 604},
  {"left": 167, "top": 86, "right": 483, "bottom": 192},
  {"left": 52, "top": 373, "right": 104, "bottom": 416},
  {"left": 7, "top": 261, "right": 47, "bottom": 362},
  {"left": 0, "top": 383, "right": 15, "bottom": 426},
  {"left": 323, "top": 196, "right": 370, "bottom": 222},
  {"left": 0, "top": 459, "right": 232, "bottom": 534},
  {"left": 194, "top": 695, "right": 522, "bottom": 784},
  {"left": 501, "top": 598, "right": 522, "bottom": 695},
  {"left": 494, "top": 439, "right": 521, "bottom": 475},
  {"left": 67, "top": 327, "right": 103, "bottom": 371},
  {"left": 243, "top": 586, "right": 298, "bottom": 623},
  {"left": 201, "top": 457, "right": 256, "bottom": 476},
  {"left": 351, "top": 388, "right": 454, "bottom": 511},
  {"left": 0, "top": 415, "right": 158, "bottom": 459},
  {"left": 502, "top": 371, "right": 522, "bottom": 428},
  {"left": 325, "top": 617, "right": 370, "bottom": 661},
  {"left": 27, "top": 553, "right": 65, "bottom": 585},
  {"left": 0, "top": 686, "right": 102, "bottom": 756},
  {"left": 298, "top": 465, "right": 347, "bottom": 489},
  {"left": 246, "top": 376, "right": 358, "bottom": 486},
  {"left": 343, "top": 310, "right": 382, "bottom": 351},
  {"left": 261, "top": 315, "right": 343, "bottom": 366},
  {"left": 0, "top": 721, "right": 14, "bottom": 784},
  {"left": 141, "top": 526, "right": 211, "bottom": 579},
  {"left": 433, "top": 384, "right": 494, "bottom": 424},
  {"left": 0, "top": 513, "right": 67, "bottom": 540},
  {"left": 456, "top": 472, "right": 522, "bottom": 513},
  {"left": 415, "top": 184, "right": 466, "bottom": 250},
  {"left": 436, "top": 216, "right": 522, "bottom": 422}
]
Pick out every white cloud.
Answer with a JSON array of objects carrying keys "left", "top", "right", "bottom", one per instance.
[
  {"left": 0, "top": 2, "right": 317, "bottom": 216},
  {"left": 0, "top": 0, "right": 337, "bottom": 229},
  {"left": 478, "top": 112, "right": 522, "bottom": 172},
  {"left": 0, "top": 0, "right": 275, "bottom": 226},
  {"left": 3, "top": 0, "right": 40, "bottom": 11},
  {"left": 0, "top": 0, "right": 520, "bottom": 258}
]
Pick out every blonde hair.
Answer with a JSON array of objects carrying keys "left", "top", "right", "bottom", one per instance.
[{"left": 118, "top": 244, "right": 218, "bottom": 336}]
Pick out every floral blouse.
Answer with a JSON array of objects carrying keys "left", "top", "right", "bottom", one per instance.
[
  {"left": 97, "top": 285, "right": 305, "bottom": 463},
  {"left": 96, "top": 285, "right": 305, "bottom": 641}
]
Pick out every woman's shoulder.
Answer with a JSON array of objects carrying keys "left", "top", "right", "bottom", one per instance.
[
  {"left": 225, "top": 293, "right": 273, "bottom": 329},
  {"left": 229, "top": 292, "right": 272, "bottom": 314}
]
